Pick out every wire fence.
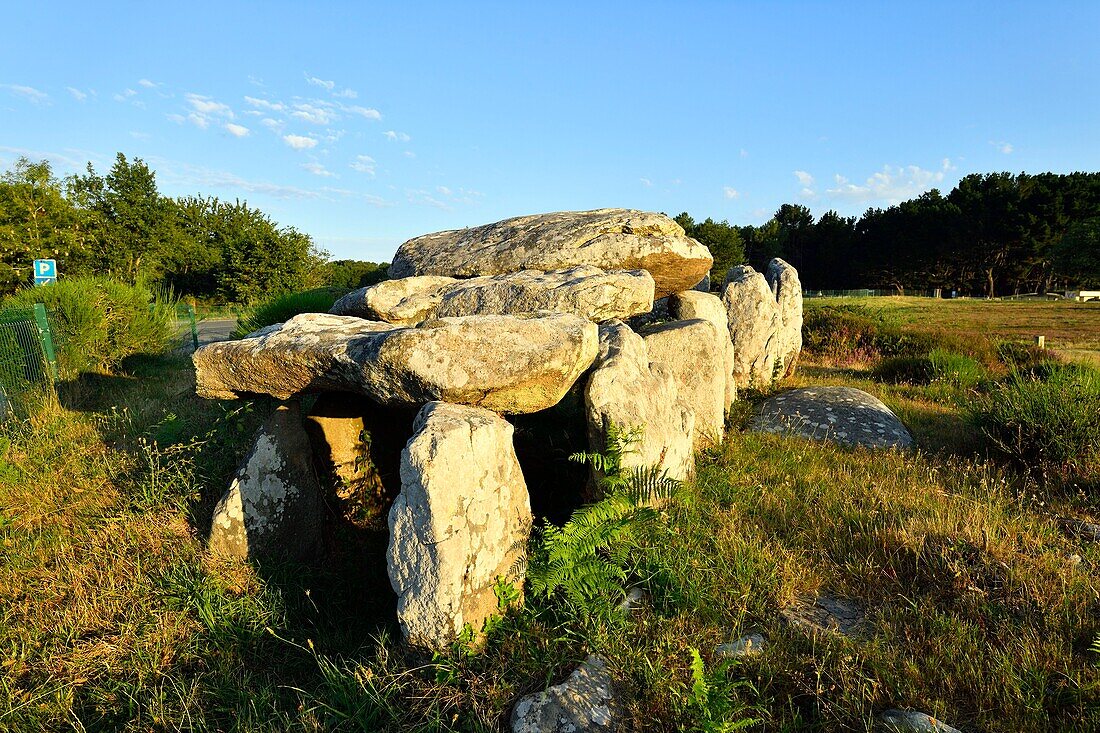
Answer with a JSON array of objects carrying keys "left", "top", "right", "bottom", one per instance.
[
  {"left": 0, "top": 304, "right": 58, "bottom": 419},
  {"left": 803, "top": 289, "right": 945, "bottom": 298}
]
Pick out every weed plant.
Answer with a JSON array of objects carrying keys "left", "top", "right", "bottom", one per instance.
[{"left": 233, "top": 287, "right": 348, "bottom": 338}]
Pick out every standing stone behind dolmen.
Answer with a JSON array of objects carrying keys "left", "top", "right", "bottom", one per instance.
[{"left": 766, "top": 257, "right": 803, "bottom": 378}]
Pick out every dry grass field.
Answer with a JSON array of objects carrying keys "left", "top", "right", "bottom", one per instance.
[
  {"left": 815, "top": 296, "right": 1100, "bottom": 366},
  {"left": 1, "top": 298, "right": 1098, "bottom": 732}
]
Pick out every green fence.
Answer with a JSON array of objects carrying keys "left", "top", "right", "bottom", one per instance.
[{"left": 0, "top": 303, "right": 58, "bottom": 418}]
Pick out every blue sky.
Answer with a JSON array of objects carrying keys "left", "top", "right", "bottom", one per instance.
[{"left": 2, "top": 2, "right": 1098, "bottom": 262}]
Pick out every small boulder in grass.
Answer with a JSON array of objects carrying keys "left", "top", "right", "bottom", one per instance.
[
  {"left": 881, "top": 709, "right": 962, "bottom": 733},
  {"left": 716, "top": 633, "right": 766, "bottom": 659},
  {"left": 511, "top": 655, "right": 619, "bottom": 733}
]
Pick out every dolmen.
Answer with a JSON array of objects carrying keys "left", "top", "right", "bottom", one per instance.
[{"left": 193, "top": 208, "right": 805, "bottom": 650}]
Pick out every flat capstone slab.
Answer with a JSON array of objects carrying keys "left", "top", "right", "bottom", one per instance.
[{"left": 752, "top": 386, "right": 914, "bottom": 449}]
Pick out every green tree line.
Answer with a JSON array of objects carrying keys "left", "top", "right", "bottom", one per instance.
[
  {"left": 679, "top": 171, "right": 1100, "bottom": 296},
  {"left": 0, "top": 154, "right": 387, "bottom": 302}
]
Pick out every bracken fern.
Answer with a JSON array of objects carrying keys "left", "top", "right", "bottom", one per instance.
[{"left": 524, "top": 424, "right": 680, "bottom": 610}]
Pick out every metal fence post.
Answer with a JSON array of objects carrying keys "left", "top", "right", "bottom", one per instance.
[
  {"left": 32, "top": 303, "right": 59, "bottom": 382},
  {"left": 187, "top": 304, "right": 199, "bottom": 350}
]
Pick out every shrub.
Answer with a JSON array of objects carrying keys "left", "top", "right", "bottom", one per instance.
[
  {"left": 801, "top": 304, "right": 884, "bottom": 363},
  {"left": 872, "top": 349, "right": 987, "bottom": 388},
  {"left": 3, "top": 276, "right": 177, "bottom": 375},
  {"left": 971, "top": 363, "right": 1100, "bottom": 484},
  {"left": 233, "top": 287, "right": 347, "bottom": 338},
  {"left": 871, "top": 355, "right": 936, "bottom": 385},
  {"left": 996, "top": 340, "right": 1065, "bottom": 374}
]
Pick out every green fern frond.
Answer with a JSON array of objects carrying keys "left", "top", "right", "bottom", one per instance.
[
  {"left": 690, "top": 647, "right": 709, "bottom": 705},
  {"left": 526, "top": 422, "right": 681, "bottom": 610}
]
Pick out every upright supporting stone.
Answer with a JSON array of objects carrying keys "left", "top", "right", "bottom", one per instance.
[
  {"left": 303, "top": 393, "right": 415, "bottom": 522},
  {"left": 584, "top": 320, "right": 695, "bottom": 484},
  {"left": 387, "top": 402, "right": 532, "bottom": 648},
  {"left": 642, "top": 319, "right": 726, "bottom": 449},
  {"left": 668, "top": 290, "right": 738, "bottom": 411},
  {"left": 208, "top": 401, "right": 323, "bottom": 562}
]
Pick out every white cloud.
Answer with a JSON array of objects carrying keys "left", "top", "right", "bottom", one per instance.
[
  {"left": 155, "top": 159, "right": 321, "bottom": 200},
  {"left": 319, "top": 188, "right": 393, "bottom": 207},
  {"left": 990, "top": 140, "right": 1014, "bottom": 154},
  {"left": 794, "top": 170, "right": 815, "bottom": 186},
  {"left": 225, "top": 123, "right": 250, "bottom": 138},
  {"left": 404, "top": 151, "right": 416, "bottom": 158},
  {"left": 66, "top": 87, "right": 88, "bottom": 102},
  {"left": 799, "top": 187, "right": 818, "bottom": 200},
  {"left": 166, "top": 113, "right": 185, "bottom": 124},
  {"left": 407, "top": 188, "right": 452, "bottom": 211},
  {"left": 639, "top": 177, "right": 653, "bottom": 187},
  {"left": 437, "top": 185, "right": 452, "bottom": 196},
  {"left": 723, "top": 186, "right": 740, "bottom": 199},
  {"left": 138, "top": 78, "right": 158, "bottom": 88},
  {"left": 383, "top": 130, "right": 411, "bottom": 142},
  {"left": 347, "top": 105, "right": 381, "bottom": 120},
  {"left": 306, "top": 75, "right": 335, "bottom": 91},
  {"left": 291, "top": 101, "right": 337, "bottom": 125},
  {"left": 283, "top": 134, "right": 318, "bottom": 150},
  {"left": 302, "top": 161, "right": 335, "bottom": 177},
  {"left": 260, "top": 117, "right": 283, "bottom": 131},
  {"left": 186, "top": 93, "right": 232, "bottom": 117},
  {"left": 350, "top": 155, "right": 376, "bottom": 175},
  {"left": 824, "top": 161, "right": 953, "bottom": 204},
  {"left": 942, "top": 157, "right": 957, "bottom": 171},
  {"left": 184, "top": 93, "right": 234, "bottom": 129},
  {"left": 244, "top": 96, "right": 285, "bottom": 112},
  {"left": 129, "top": 131, "right": 151, "bottom": 141},
  {"left": 113, "top": 89, "right": 139, "bottom": 102},
  {"left": 334, "top": 88, "right": 358, "bottom": 99},
  {"left": 740, "top": 148, "right": 749, "bottom": 158},
  {"left": 0, "top": 144, "right": 90, "bottom": 171}
]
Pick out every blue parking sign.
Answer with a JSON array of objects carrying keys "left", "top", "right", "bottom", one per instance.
[{"left": 33, "top": 259, "right": 57, "bottom": 286}]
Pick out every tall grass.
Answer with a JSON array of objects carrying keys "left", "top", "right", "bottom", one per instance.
[
  {"left": 233, "top": 287, "right": 347, "bottom": 338},
  {"left": 3, "top": 276, "right": 177, "bottom": 375},
  {"left": 971, "top": 363, "right": 1100, "bottom": 486}
]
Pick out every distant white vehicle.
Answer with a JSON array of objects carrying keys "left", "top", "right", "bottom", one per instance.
[{"left": 1066, "top": 290, "right": 1100, "bottom": 302}]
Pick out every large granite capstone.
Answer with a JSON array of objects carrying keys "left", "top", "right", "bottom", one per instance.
[
  {"left": 752, "top": 386, "right": 914, "bottom": 449},
  {"left": 193, "top": 312, "right": 598, "bottom": 414},
  {"left": 331, "top": 266, "right": 655, "bottom": 324},
  {"left": 389, "top": 209, "right": 713, "bottom": 298}
]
